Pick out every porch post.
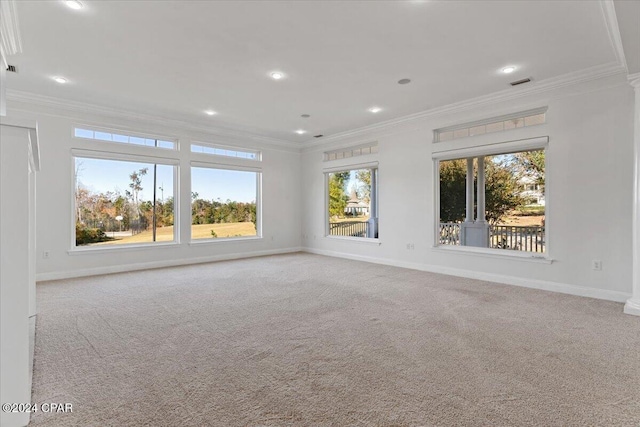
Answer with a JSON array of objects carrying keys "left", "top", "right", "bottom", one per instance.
[
  {"left": 367, "top": 168, "right": 378, "bottom": 238},
  {"left": 477, "top": 156, "right": 486, "bottom": 223},
  {"left": 625, "top": 74, "right": 640, "bottom": 316},
  {"left": 465, "top": 158, "right": 474, "bottom": 222}
]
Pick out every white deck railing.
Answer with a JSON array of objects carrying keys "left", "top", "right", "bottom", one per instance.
[
  {"left": 439, "top": 222, "right": 545, "bottom": 253},
  {"left": 439, "top": 222, "right": 461, "bottom": 246}
]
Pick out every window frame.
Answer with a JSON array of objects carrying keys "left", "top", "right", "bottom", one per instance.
[
  {"left": 70, "top": 149, "right": 180, "bottom": 252},
  {"left": 432, "top": 136, "right": 550, "bottom": 261},
  {"left": 190, "top": 141, "right": 262, "bottom": 161},
  {"left": 189, "top": 161, "right": 263, "bottom": 244},
  {"left": 433, "top": 107, "right": 547, "bottom": 143},
  {"left": 323, "top": 161, "right": 380, "bottom": 244},
  {"left": 73, "top": 125, "right": 178, "bottom": 150},
  {"left": 324, "top": 142, "right": 379, "bottom": 162}
]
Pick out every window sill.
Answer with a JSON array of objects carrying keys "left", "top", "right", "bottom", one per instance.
[
  {"left": 324, "top": 236, "right": 382, "bottom": 246},
  {"left": 189, "top": 236, "right": 262, "bottom": 245},
  {"left": 68, "top": 241, "right": 178, "bottom": 255},
  {"left": 431, "top": 245, "right": 553, "bottom": 264}
]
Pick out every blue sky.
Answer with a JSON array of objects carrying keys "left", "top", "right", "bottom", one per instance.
[
  {"left": 76, "top": 158, "right": 256, "bottom": 203},
  {"left": 191, "top": 167, "right": 256, "bottom": 203}
]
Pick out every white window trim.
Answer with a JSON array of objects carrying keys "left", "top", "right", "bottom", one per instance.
[
  {"left": 189, "top": 164, "right": 262, "bottom": 243},
  {"left": 431, "top": 245, "right": 553, "bottom": 263},
  {"left": 71, "top": 151, "right": 180, "bottom": 250},
  {"left": 71, "top": 148, "right": 180, "bottom": 165},
  {"left": 324, "top": 161, "right": 380, "bottom": 242},
  {"left": 190, "top": 160, "right": 262, "bottom": 173},
  {"left": 189, "top": 236, "right": 263, "bottom": 246},
  {"left": 68, "top": 242, "right": 179, "bottom": 255},
  {"left": 432, "top": 136, "right": 548, "bottom": 160},
  {"left": 323, "top": 235, "right": 382, "bottom": 245},
  {"left": 323, "top": 160, "right": 379, "bottom": 174},
  {"left": 433, "top": 136, "right": 551, "bottom": 260}
]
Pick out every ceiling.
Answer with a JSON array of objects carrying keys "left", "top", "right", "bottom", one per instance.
[{"left": 4, "top": 1, "right": 632, "bottom": 143}]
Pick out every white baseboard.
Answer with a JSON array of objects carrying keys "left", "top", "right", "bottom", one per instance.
[
  {"left": 303, "top": 247, "right": 631, "bottom": 303},
  {"left": 36, "top": 247, "right": 303, "bottom": 281},
  {"left": 624, "top": 298, "right": 640, "bottom": 316}
]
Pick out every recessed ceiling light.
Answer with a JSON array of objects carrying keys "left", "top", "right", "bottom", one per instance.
[
  {"left": 501, "top": 66, "right": 516, "bottom": 74},
  {"left": 64, "top": 0, "right": 83, "bottom": 10},
  {"left": 270, "top": 71, "right": 285, "bottom": 80},
  {"left": 398, "top": 78, "right": 411, "bottom": 85},
  {"left": 53, "top": 76, "right": 68, "bottom": 84},
  {"left": 295, "top": 129, "right": 307, "bottom": 135},
  {"left": 204, "top": 110, "right": 217, "bottom": 116},
  {"left": 368, "top": 106, "right": 382, "bottom": 113}
]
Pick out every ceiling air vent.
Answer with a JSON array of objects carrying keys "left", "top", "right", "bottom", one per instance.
[
  {"left": 314, "top": 134, "right": 324, "bottom": 138},
  {"left": 6, "top": 65, "right": 17, "bottom": 73},
  {"left": 510, "top": 77, "right": 531, "bottom": 86}
]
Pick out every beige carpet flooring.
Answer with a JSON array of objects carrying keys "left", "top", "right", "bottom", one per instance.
[{"left": 30, "top": 253, "right": 640, "bottom": 426}]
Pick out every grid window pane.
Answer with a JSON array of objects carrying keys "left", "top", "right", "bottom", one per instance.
[
  {"left": 191, "top": 144, "right": 260, "bottom": 161},
  {"left": 485, "top": 121, "right": 505, "bottom": 133},
  {"left": 453, "top": 128, "right": 470, "bottom": 139},
  {"left": 469, "top": 125, "right": 486, "bottom": 136},
  {"left": 525, "top": 113, "right": 545, "bottom": 126},
  {"left": 74, "top": 128, "right": 176, "bottom": 150}
]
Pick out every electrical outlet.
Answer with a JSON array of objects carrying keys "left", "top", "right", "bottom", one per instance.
[
  {"left": 592, "top": 260, "right": 602, "bottom": 271},
  {"left": 43, "top": 250, "right": 50, "bottom": 259},
  {"left": 406, "top": 243, "right": 415, "bottom": 250}
]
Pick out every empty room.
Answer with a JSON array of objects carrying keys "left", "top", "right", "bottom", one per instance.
[{"left": 1, "top": 0, "right": 640, "bottom": 426}]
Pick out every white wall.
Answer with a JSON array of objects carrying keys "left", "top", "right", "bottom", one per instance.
[
  {"left": 7, "top": 73, "right": 635, "bottom": 303},
  {"left": 7, "top": 101, "right": 302, "bottom": 280},
  {"left": 1, "top": 124, "right": 32, "bottom": 427},
  {"left": 301, "top": 75, "right": 635, "bottom": 302}
]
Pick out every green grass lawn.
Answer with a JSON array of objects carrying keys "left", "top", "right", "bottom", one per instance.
[
  {"left": 516, "top": 205, "right": 545, "bottom": 215},
  {"left": 91, "top": 222, "right": 256, "bottom": 246},
  {"left": 330, "top": 216, "right": 370, "bottom": 223}
]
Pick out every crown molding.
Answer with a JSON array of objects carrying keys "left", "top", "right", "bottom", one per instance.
[
  {"left": 600, "top": 0, "right": 628, "bottom": 73},
  {"left": 0, "top": 0, "right": 23, "bottom": 68},
  {"left": 302, "top": 61, "right": 627, "bottom": 150},
  {"left": 6, "top": 90, "right": 301, "bottom": 151}
]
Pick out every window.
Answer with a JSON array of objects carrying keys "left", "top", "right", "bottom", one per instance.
[
  {"left": 190, "top": 166, "right": 260, "bottom": 240},
  {"left": 71, "top": 125, "right": 268, "bottom": 249},
  {"left": 324, "top": 142, "right": 378, "bottom": 162},
  {"left": 434, "top": 108, "right": 547, "bottom": 143},
  {"left": 74, "top": 127, "right": 176, "bottom": 150},
  {"left": 74, "top": 156, "right": 175, "bottom": 247},
  {"left": 191, "top": 143, "right": 260, "bottom": 161},
  {"left": 437, "top": 147, "right": 545, "bottom": 254},
  {"left": 326, "top": 167, "right": 378, "bottom": 239}
]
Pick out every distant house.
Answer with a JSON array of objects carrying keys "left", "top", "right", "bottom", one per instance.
[
  {"left": 519, "top": 176, "right": 545, "bottom": 206},
  {"left": 345, "top": 190, "right": 369, "bottom": 216}
]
